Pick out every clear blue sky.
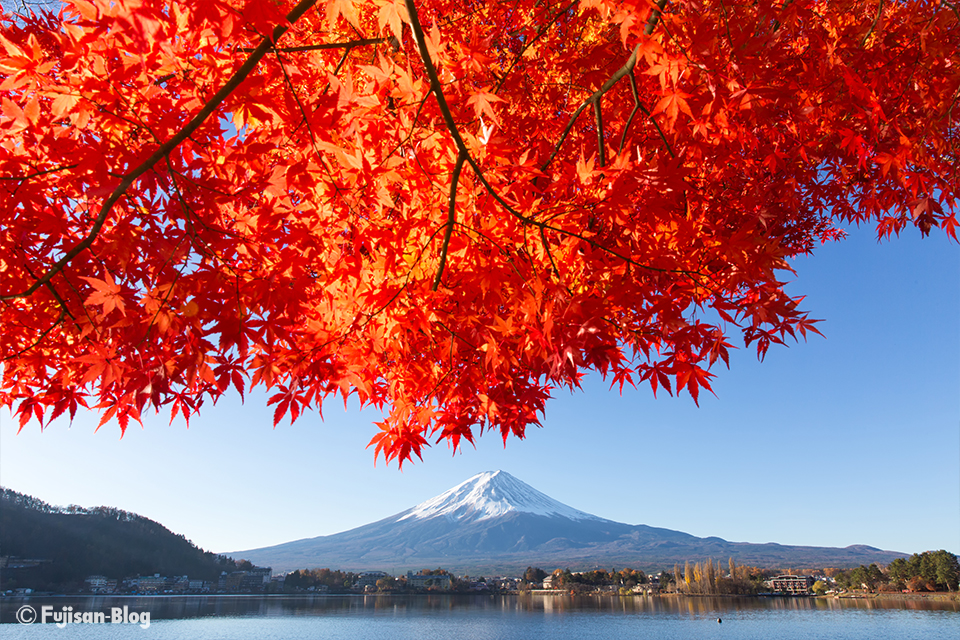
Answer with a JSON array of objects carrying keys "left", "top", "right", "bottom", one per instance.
[{"left": 1, "top": 225, "right": 957, "bottom": 562}]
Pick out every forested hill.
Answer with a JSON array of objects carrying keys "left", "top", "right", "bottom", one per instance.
[{"left": 0, "top": 488, "right": 235, "bottom": 591}]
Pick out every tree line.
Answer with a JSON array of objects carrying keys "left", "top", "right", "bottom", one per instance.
[{"left": 825, "top": 551, "right": 959, "bottom": 593}]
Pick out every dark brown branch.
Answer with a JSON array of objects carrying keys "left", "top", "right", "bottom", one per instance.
[
  {"left": 645, "top": 0, "right": 668, "bottom": 36},
  {"left": 403, "top": 0, "right": 529, "bottom": 223},
  {"left": 433, "top": 151, "right": 467, "bottom": 291},
  {"left": 618, "top": 74, "right": 643, "bottom": 156},
  {"left": 943, "top": 1, "right": 960, "bottom": 20},
  {"left": 538, "top": 0, "right": 666, "bottom": 171},
  {"left": 540, "top": 45, "right": 641, "bottom": 172},
  {"left": 403, "top": 0, "right": 700, "bottom": 279},
  {"left": 593, "top": 100, "right": 606, "bottom": 167},
  {"left": 0, "top": 0, "right": 319, "bottom": 301},
  {"left": 1, "top": 164, "right": 78, "bottom": 181},
  {"left": 383, "top": 92, "right": 432, "bottom": 163},
  {"left": 539, "top": 225, "right": 560, "bottom": 280},
  {"left": 718, "top": 0, "right": 734, "bottom": 49},
  {"left": 618, "top": 70, "right": 674, "bottom": 158},
  {"left": 861, "top": 0, "right": 884, "bottom": 47},
  {"left": 273, "top": 47, "right": 323, "bottom": 162},
  {"left": 944, "top": 87, "right": 960, "bottom": 122},
  {"left": 640, "top": 114, "right": 676, "bottom": 159},
  {"left": 494, "top": 0, "right": 579, "bottom": 94},
  {"left": 1, "top": 308, "right": 65, "bottom": 362}
]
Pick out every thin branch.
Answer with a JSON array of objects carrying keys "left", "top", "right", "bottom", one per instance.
[
  {"left": 540, "top": 225, "right": 560, "bottom": 280},
  {"left": 404, "top": 0, "right": 700, "bottom": 279},
  {"left": 944, "top": 86, "right": 960, "bottom": 123},
  {"left": 0, "top": 164, "right": 78, "bottom": 181},
  {"left": 1, "top": 308, "right": 65, "bottom": 362},
  {"left": 593, "top": 100, "right": 606, "bottom": 167},
  {"left": 433, "top": 151, "right": 467, "bottom": 291},
  {"left": 539, "top": 0, "right": 669, "bottom": 170},
  {"left": 540, "top": 44, "right": 641, "bottom": 172},
  {"left": 494, "top": 0, "right": 579, "bottom": 94},
  {"left": 273, "top": 47, "right": 323, "bottom": 162},
  {"left": 403, "top": 0, "right": 529, "bottom": 222},
  {"left": 860, "top": 0, "right": 884, "bottom": 47},
  {"left": 619, "top": 72, "right": 642, "bottom": 154},
  {"left": 943, "top": 1, "right": 960, "bottom": 20},
  {"left": 718, "top": 0, "right": 734, "bottom": 49},
  {"left": 618, "top": 69, "right": 674, "bottom": 158},
  {"left": 772, "top": 0, "right": 797, "bottom": 33},
  {"left": 0, "top": 0, "right": 319, "bottom": 301},
  {"left": 383, "top": 92, "right": 432, "bottom": 163},
  {"left": 637, "top": 104, "right": 676, "bottom": 159}
]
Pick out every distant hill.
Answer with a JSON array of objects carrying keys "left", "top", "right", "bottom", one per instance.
[
  {"left": 0, "top": 488, "right": 235, "bottom": 591},
  {"left": 229, "top": 471, "right": 908, "bottom": 574}
]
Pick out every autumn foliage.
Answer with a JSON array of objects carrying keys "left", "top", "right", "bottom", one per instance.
[{"left": 1, "top": 0, "right": 957, "bottom": 464}]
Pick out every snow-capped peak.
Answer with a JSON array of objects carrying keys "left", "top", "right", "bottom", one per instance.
[{"left": 398, "top": 470, "right": 601, "bottom": 523}]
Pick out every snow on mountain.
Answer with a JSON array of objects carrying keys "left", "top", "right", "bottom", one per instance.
[{"left": 398, "top": 470, "right": 603, "bottom": 523}]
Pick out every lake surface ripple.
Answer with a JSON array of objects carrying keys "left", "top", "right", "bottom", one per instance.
[{"left": 2, "top": 594, "right": 957, "bottom": 639}]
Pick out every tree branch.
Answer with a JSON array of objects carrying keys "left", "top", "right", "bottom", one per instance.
[
  {"left": 943, "top": 1, "right": 960, "bottom": 20},
  {"left": 403, "top": 0, "right": 530, "bottom": 224},
  {"left": 619, "top": 69, "right": 675, "bottom": 158},
  {"left": 0, "top": 164, "right": 78, "bottom": 181},
  {"left": 772, "top": 0, "right": 797, "bottom": 33},
  {"left": 494, "top": 0, "right": 580, "bottom": 94},
  {"left": 537, "top": 0, "right": 666, "bottom": 171},
  {"left": 273, "top": 47, "right": 323, "bottom": 162},
  {"left": 0, "top": 0, "right": 319, "bottom": 301},
  {"left": 645, "top": 0, "right": 669, "bottom": 36},
  {"left": 403, "top": 0, "right": 701, "bottom": 280},
  {"left": 860, "top": 0, "right": 884, "bottom": 47},
  {"left": 1, "top": 307, "right": 65, "bottom": 362},
  {"left": 433, "top": 151, "right": 467, "bottom": 291},
  {"left": 593, "top": 100, "right": 606, "bottom": 167},
  {"left": 540, "top": 44, "right": 641, "bottom": 172}
]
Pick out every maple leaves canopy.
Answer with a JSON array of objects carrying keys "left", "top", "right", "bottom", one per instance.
[{"left": 1, "top": 0, "right": 957, "bottom": 464}]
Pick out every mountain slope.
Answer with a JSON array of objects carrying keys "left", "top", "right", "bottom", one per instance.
[
  {"left": 231, "top": 471, "right": 906, "bottom": 574},
  {"left": 0, "top": 488, "right": 236, "bottom": 591}
]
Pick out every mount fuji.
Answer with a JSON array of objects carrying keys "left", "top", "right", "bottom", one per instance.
[{"left": 231, "top": 470, "right": 905, "bottom": 574}]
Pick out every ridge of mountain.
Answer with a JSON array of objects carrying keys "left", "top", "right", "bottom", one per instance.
[{"left": 230, "top": 471, "right": 907, "bottom": 574}]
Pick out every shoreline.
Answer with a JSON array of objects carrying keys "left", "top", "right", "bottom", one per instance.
[
  {"left": 4, "top": 591, "right": 957, "bottom": 603},
  {"left": 821, "top": 592, "right": 959, "bottom": 603}
]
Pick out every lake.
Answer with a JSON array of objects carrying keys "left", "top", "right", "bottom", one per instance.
[{"left": 2, "top": 594, "right": 958, "bottom": 639}]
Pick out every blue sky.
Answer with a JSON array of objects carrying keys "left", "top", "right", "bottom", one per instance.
[{"left": 1, "top": 225, "right": 957, "bottom": 563}]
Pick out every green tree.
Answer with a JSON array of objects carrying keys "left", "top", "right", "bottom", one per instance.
[
  {"left": 659, "top": 571, "right": 673, "bottom": 592},
  {"left": 932, "top": 550, "right": 960, "bottom": 591},
  {"left": 888, "top": 558, "right": 910, "bottom": 589},
  {"left": 524, "top": 567, "right": 547, "bottom": 583}
]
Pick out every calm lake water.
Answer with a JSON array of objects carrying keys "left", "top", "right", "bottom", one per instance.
[{"left": 2, "top": 594, "right": 958, "bottom": 639}]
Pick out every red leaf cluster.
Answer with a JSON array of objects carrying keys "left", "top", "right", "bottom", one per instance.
[{"left": 1, "top": 0, "right": 957, "bottom": 465}]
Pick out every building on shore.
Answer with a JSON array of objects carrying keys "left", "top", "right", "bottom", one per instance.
[
  {"left": 406, "top": 571, "right": 452, "bottom": 590},
  {"left": 770, "top": 575, "right": 814, "bottom": 594}
]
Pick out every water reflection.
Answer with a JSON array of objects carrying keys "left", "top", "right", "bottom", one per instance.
[{"left": 2, "top": 594, "right": 957, "bottom": 624}]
